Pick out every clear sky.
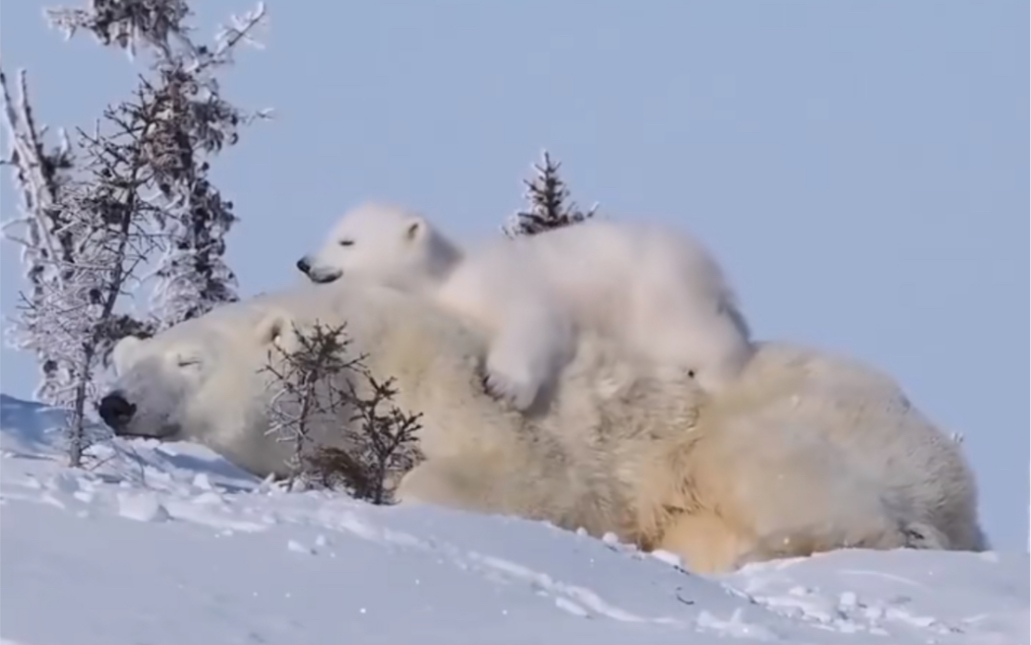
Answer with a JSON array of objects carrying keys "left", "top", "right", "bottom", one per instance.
[{"left": 1, "top": 1, "right": 1026, "bottom": 548}]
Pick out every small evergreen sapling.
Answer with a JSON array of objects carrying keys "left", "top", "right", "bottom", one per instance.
[
  {"left": 341, "top": 374, "right": 424, "bottom": 505},
  {"left": 503, "top": 150, "right": 598, "bottom": 237},
  {"left": 260, "top": 321, "right": 424, "bottom": 502},
  {"left": 260, "top": 321, "right": 363, "bottom": 490}
]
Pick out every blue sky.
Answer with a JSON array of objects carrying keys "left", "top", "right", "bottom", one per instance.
[{"left": 1, "top": 1, "right": 1026, "bottom": 548}]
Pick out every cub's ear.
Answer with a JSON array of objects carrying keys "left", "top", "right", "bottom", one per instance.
[
  {"left": 111, "top": 335, "right": 144, "bottom": 373},
  {"left": 404, "top": 216, "right": 427, "bottom": 242}
]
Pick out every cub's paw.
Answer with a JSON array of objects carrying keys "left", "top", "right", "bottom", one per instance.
[{"left": 481, "top": 362, "right": 540, "bottom": 412}]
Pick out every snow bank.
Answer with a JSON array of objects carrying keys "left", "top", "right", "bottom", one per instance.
[{"left": 0, "top": 394, "right": 1026, "bottom": 644}]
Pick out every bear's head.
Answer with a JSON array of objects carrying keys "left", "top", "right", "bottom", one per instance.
[
  {"left": 97, "top": 304, "right": 322, "bottom": 476},
  {"left": 101, "top": 309, "right": 292, "bottom": 442},
  {"left": 296, "top": 201, "right": 461, "bottom": 293}
]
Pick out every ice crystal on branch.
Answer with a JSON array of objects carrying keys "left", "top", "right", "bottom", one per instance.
[
  {"left": 47, "top": 0, "right": 192, "bottom": 60},
  {"left": 44, "top": 0, "right": 270, "bottom": 327},
  {"left": 0, "top": 0, "right": 268, "bottom": 466},
  {"left": 1, "top": 69, "right": 160, "bottom": 465}
]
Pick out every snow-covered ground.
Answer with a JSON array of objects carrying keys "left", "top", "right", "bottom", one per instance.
[{"left": 0, "top": 393, "right": 1026, "bottom": 645}]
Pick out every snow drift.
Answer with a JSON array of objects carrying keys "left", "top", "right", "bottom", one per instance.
[{"left": 0, "top": 393, "right": 1026, "bottom": 645}]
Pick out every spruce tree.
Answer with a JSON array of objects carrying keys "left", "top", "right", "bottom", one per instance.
[{"left": 503, "top": 150, "right": 597, "bottom": 237}]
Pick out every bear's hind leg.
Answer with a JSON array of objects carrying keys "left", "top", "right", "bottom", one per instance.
[
  {"left": 395, "top": 458, "right": 501, "bottom": 513},
  {"left": 654, "top": 511, "right": 756, "bottom": 574},
  {"left": 395, "top": 456, "right": 564, "bottom": 525}
]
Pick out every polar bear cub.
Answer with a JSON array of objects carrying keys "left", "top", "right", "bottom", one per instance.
[{"left": 298, "top": 202, "right": 754, "bottom": 410}]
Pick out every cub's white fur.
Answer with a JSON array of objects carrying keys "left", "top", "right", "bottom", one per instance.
[{"left": 299, "top": 202, "right": 753, "bottom": 410}]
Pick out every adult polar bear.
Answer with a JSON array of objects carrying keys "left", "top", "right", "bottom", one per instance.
[
  {"left": 99, "top": 282, "right": 986, "bottom": 573},
  {"left": 296, "top": 202, "right": 753, "bottom": 411}
]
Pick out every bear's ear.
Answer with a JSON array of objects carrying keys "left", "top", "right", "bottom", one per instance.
[
  {"left": 404, "top": 216, "right": 427, "bottom": 242},
  {"left": 111, "top": 335, "right": 144, "bottom": 373},
  {"left": 254, "top": 311, "right": 292, "bottom": 347}
]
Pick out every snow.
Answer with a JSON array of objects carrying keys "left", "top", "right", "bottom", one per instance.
[{"left": 1, "top": 393, "right": 1027, "bottom": 645}]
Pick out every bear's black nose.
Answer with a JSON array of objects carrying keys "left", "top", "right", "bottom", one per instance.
[
  {"left": 296, "top": 257, "right": 311, "bottom": 275},
  {"left": 98, "top": 392, "right": 136, "bottom": 430}
]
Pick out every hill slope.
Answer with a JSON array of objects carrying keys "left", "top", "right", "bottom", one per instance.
[{"left": 0, "top": 394, "right": 1026, "bottom": 645}]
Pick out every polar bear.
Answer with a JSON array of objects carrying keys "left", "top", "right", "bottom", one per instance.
[
  {"left": 99, "top": 283, "right": 986, "bottom": 573},
  {"left": 296, "top": 202, "right": 754, "bottom": 411},
  {"left": 624, "top": 342, "right": 989, "bottom": 571}
]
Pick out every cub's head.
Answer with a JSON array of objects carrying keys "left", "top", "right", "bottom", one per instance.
[
  {"left": 296, "top": 201, "right": 460, "bottom": 292},
  {"left": 99, "top": 310, "right": 295, "bottom": 444}
]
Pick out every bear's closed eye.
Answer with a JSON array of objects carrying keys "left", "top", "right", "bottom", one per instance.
[{"left": 339, "top": 239, "right": 355, "bottom": 247}]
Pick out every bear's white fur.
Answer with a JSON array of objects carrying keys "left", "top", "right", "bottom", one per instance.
[
  {"left": 298, "top": 202, "right": 754, "bottom": 410},
  {"left": 103, "top": 283, "right": 986, "bottom": 573},
  {"left": 626, "top": 342, "right": 988, "bottom": 571}
]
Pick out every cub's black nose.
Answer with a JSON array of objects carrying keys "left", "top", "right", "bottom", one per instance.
[
  {"left": 98, "top": 392, "right": 136, "bottom": 430},
  {"left": 296, "top": 257, "right": 311, "bottom": 275}
]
